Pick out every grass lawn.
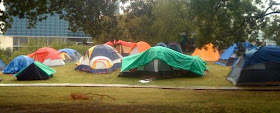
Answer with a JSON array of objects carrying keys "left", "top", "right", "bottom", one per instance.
[
  {"left": 0, "top": 62, "right": 232, "bottom": 86},
  {"left": 0, "top": 87, "right": 280, "bottom": 112}
]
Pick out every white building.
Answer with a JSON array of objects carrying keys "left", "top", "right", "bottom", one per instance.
[{"left": 258, "top": 31, "right": 276, "bottom": 46}]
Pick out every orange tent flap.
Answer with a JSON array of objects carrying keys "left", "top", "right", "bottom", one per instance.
[
  {"left": 191, "top": 43, "right": 220, "bottom": 61},
  {"left": 130, "top": 41, "right": 151, "bottom": 53}
]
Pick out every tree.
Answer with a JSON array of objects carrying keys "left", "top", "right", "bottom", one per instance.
[
  {"left": 117, "top": 0, "right": 155, "bottom": 42},
  {"left": 263, "top": 15, "right": 280, "bottom": 45},
  {"left": 151, "top": 0, "right": 191, "bottom": 44},
  {"left": 1, "top": 0, "right": 128, "bottom": 43},
  {"left": 187, "top": 0, "right": 280, "bottom": 49},
  {"left": 1, "top": 0, "right": 279, "bottom": 47}
]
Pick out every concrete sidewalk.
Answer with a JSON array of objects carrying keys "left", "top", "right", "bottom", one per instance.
[{"left": 1, "top": 83, "right": 280, "bottom": 91}]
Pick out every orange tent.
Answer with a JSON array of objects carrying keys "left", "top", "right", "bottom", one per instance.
[
  {"left": 191, "top": 43, "right": 220, "bottom": 61},
  {"left": 129, "top": 41, "right": 151, "bottom": 55}
]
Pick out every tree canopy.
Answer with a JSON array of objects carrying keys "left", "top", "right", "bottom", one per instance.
[{"left": 0, "top": 0, "right": 279, "bottom": 48}]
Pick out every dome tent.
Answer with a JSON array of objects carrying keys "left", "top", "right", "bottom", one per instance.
[
  {"left": 58, "top": 48, "right": 82, "bottom": 62},
  {"left": 75, "top": 45, "right": 123, "bottom": 74},
  {"left": 191, "top": 43, "right": 220, "bottom": 61},
  {"left": 155, "top": 42, "right": 167, "bottom": 47},
  {"left": 28, "top": 47, "right": 65, "bottom": 66},
  {"left": 15, "top": 61, "right": 56, "bottom": 81},
  {"left": 129, "top": 41, "right": 151, "bottom": 56},
  {"left": 115, "top": 40, "right": 136, "bottom": 56},
  {"left": 168, "top": 42, "right": 183, "bottom": 53},
  {"left": 105, "top": 40, "right": 136, "bottom": 56},
  {"left": 121, "top": 46, "right": 208, "bottom": 76},
  {"left": 3, "top": 55, "right": 34, "bottom": 74},
  {"left": 228, "top": 46, "right": 280, "bottom": 85}
]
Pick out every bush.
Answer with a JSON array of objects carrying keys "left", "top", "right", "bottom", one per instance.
[
  {"left": 5, "top": 37, "right": 90, "bottom": 63},
  {"left": 50, "top": 39, "right": 89, "bottom": 54},
  {"left": 68, "top": 44, "right": 89, "bottom": 55}
]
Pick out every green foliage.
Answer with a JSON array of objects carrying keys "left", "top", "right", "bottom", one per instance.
[
  {"left": 60, "top": 0, "right": 118, "bottom": 41},
  {"left": 1, "top": 0, "right": 280, "bottom": 49},
  {"left": 49, "top": 38, "right": 89, "bottom": 54},
  {"left": 151, "top": 0, "right": 190, "bottom": 44},
  {"left": 11, "top": 38, "right": 41, "bottom": 60},
  {"left": 188, "top": 0, "right": 280, "bottom": 48},
  {"left": 117, "top": 1, "right": 154, "bottom": 43},
  {"left": 0, "top": 48, "right": 12, "bottom": 64},
  {"left": 263, "top": 16, "right": 280, "bottom": 45},
  {"left": 68, "top": 44, "right": 89, "bottom": 55},
  {"left": 50, "top": 39, "right": 74, "bottom": 50},
  {"left": 3, "top": 38, "right": 89, "bottom": 63}
]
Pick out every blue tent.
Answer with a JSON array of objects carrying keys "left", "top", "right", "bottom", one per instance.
[
  {"left": 216, "top": 42, "right": 256, "bottom": 66},
  {"left": 0, "top": 59, "right": 6, "bottom": 71},
  {"left": 155, "top": 42, "right": 167, "bottom": 47},
  {"left": 3, "top": 55, "right": 35, "bottom": 74},
  {"left": 58, "top": 48, "right": 81, "bottom": 61},
  {"left": 228, "top": 46, "right": 280, "bottom": 85}
]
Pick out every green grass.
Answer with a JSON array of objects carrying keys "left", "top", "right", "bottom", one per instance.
[
  {"left": 0, "top": 87, "right": 280, "bottom": 112},
  {"left": 0, "top": 62, "right": 232, "bottom": 86}
]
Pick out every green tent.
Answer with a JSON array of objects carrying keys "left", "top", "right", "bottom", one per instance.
[
  {"left": 121, "top": 46, "right": 208, "bottom": 76},
  {"left": 15, "top": 61, "right": 56, "bottom": 80}
]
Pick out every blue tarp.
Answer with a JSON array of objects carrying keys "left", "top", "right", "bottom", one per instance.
[
  {"left": 243, "top": 46, "right": 280, "bottom": 67},
  {"left": 220, "top": 42, "right": 256, "bottom": 60},
  {"left": 216, "top": 42, "right": 257, "bottom": 66},
  {"left": 3, "top": 55, "right": 35, "bottom": 74},
  {"left": 155, "top": 42, "right": 167, "bottom": 47},
  {"left": 219, "top": 44, "right": 238, "bottom": 60},
  {"left": 59, "top": 48, "right": 81, "bottom": 61}
]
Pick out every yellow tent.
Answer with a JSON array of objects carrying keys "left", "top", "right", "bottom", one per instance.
[{"left": 191, "top": 43, "right": 220, "bottom": 61}]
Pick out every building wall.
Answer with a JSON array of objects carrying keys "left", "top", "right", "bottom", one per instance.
[
  {"left": 5, "top": 14, "right": 90, "bottom": 38},
  {"left": 4, "top": 13, "right": 92, "bottom": 51},
  {"left": 0, "top": 35, "right": 13, "bottom": 49}
]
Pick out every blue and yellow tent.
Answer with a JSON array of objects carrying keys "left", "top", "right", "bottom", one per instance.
[
  {"left": 75, "top": 45, "right": 123, "bottom": 74},
  {"left": 59, "top": 48, "right": 81, "bottom": 62}
]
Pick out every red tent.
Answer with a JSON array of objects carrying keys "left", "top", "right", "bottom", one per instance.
[
  {"left": 104, "top": 40, "right": 136, "bottom": 56},
  {"left": 104, "top": 41, "right": 114, "bottom": 46},
  {"left": 28, "top": 47, "right": 65, "bottom": 66}
]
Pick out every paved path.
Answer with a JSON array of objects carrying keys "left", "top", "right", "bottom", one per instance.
[{"left": 1, "top": 83, "right": 280, "bottom": 91}]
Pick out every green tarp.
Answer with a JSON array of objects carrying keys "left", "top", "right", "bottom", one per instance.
[{"left": 121, "top": 46, "right": 208, "bottom": 76}]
